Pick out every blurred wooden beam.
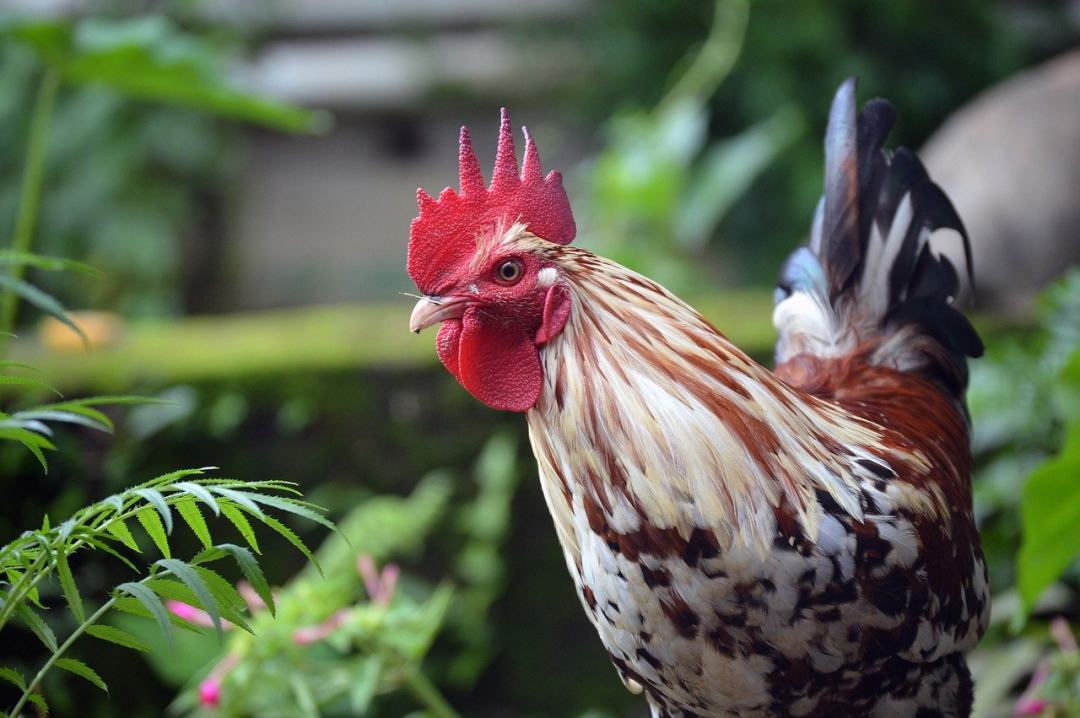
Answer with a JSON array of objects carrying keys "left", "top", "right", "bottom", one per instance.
[{"left": 8, "top": 291, "right": 778, "bottom": 392}]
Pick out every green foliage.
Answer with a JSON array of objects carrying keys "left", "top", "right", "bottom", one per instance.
[
  {"left": 966, "top": 271, "right": 1080, "bottom": 717},
  {"left": 0, "top": 389, "right": 161, "bottom": 471},
  {"left": 1018, "top": 335, "right": 1080, "bottom": 612},
  {"left": 0, "top": 468, "right": 324, "bottom": 717},
  {"left": 578, "top": 0, "right": 803, "bottom": 293},
  {"left": 0, "top": 14, "right": 325, "bottom": 319},
  {"left": 156, "top": 432, "right": 521, "bottom": 718},
  {"left": 0, "top": 16, "right": 328, "bottom": 133},
  {"left": 0, "top": 17, "right": 333, "bottom": 715},
  {"left": 969, "top": 270, "right": 1080, "bottom": 594}
]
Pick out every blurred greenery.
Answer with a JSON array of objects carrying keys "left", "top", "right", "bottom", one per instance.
[
  {"left": 2, "top": 1, "right": 1080, "bottom": 716},
  {"left": 579, "top": 0, "right": 1076, "bottom": 284},
  {"left": 0, "top": 14, "right": 325, "bottom": 319}
]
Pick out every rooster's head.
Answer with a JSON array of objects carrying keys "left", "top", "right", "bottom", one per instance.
[{"left": 407, "top": 110, "right": 576, "bottom": 412}]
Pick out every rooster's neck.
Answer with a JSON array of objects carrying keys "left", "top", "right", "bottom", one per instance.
[{"left": 526, "top": 250, "right": 915, "bottom": 554}]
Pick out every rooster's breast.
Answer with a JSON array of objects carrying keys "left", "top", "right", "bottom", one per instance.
[{"left": 535, "top": 456, "right": 984, "bottom": 718}]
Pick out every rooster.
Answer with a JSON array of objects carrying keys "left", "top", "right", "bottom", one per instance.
[{"left": 407, "top": 80, "right": 989, "bottom": 717}]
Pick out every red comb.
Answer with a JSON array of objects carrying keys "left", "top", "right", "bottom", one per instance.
[{"left": 407, "top": 108, "right": 576, "bottom": 295}]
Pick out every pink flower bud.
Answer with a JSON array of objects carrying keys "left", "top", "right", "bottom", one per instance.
[{"left": 199, "top": 679, "right": 221, "bottom": 708}]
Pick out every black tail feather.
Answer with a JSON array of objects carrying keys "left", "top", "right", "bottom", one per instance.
[{"left": 775, "top": 78, "right": 982, "bottom": 398}]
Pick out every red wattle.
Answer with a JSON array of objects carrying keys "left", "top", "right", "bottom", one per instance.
[
  {"left": 436, "top": 320, "right": 463, "bottom": 379},
  {"left": 455, "top": 311, "right": 542, "bottom": 412}
]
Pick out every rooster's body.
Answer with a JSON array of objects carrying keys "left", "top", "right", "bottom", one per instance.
[{"left": 407, "top": 80, "right": 988, "bottom": 717}]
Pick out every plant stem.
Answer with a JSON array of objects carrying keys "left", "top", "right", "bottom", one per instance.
[
  {"left": 0, "top": 67, "right": 61, "bottom": 353},
  {"left": 10, "top": 593, "right": 117, "bottom": 717},
  {"left": 403, "top": 667, "right": 462, "bottom": 718},
  {"left": 0, "top": 553, "right": 48, "bottom": 632},
  {"left": 661, "top": 0, "right": 748, "bottom": 110}
]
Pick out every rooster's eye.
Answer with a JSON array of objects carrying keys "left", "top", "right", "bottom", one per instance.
[{"left": 495, "top": 259, "right": 524, "bottom": 284}]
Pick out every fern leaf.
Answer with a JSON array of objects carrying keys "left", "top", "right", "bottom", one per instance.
[
  {"left": 147, "top": 467, "right": 216, "bottom": 488},
  {"left": 131, "top": 488, "right": 173, "bottom": 533},
  {"left": 85, "top": 624, "right": 151, "bottom": 652},
  {"left": 14, "top": 409, "right": 111, "bottom": 433},
  {"left": 0, "top": 273, "right": 85, "bottom": 342},
  {"left": 220, "top": 504, "right": 259, "bottom": 553},
  {"left": 0, "top": 249, "right": 102, "bottom": 277},
  {"left": 23, "top": 402, "right": 113, "bottom": 431},
  {"left": 0, "top": 666, "right": 26, "bottom": 691},
  {"left": 250, "top": 511, "right": 321, "bottom": 575},
  {"left": 0, "top": 374, "right": 60, "bottom": 395},
  {"left": 171, "top": 481, "right": 220, "bottom": 515},
  {"left": 191, "top": 565, "right": 252, "bottom": 633},
  {"left": 209, "top": 487, "right": 262, "bottom": 515},
  {"left": 175, "top": 499, "right": 212, "bottom": 550},
  {"left": 225, "top": 492, "right": 334, "bottom": 532},
  {"left": 76, "top": 535, "right": 139, "bottom": 573},
  {"left": 115, "top": 582, "right": 173, "bottom": 647},
  {"left": 16, "top": 604, "right": 57, "bottom": 651},
  {"left": 112, "top": 596, "right": 205, "bottom": 636},
  {"left": 0, "top": 427, "right": 53, "bottom": 472},
  {"left": 136, "top": 507, "right": 170, "bottom": 559},
  {"left": 26, "top": 692, "right": 48, "bottom": 715},
  {"left": 155, "top": 559, "right": 222, "bottom": 637},
  {"left": 104, "top": 518, "right": 141, "bottom": 553},
  {"left": 55, "top": 658, "right": 107, "bottom": 693},
  {"left": 55, "top": 550, "right": 84, "bottom": 622},
  {"left": 215, "top": 543, "right": 274, "bottom": 615}
]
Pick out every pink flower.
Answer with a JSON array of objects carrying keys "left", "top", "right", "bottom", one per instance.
[
  {"left": 199, "top": 679, "right": 221, "bottom": 708},
  {"left": 166, "top": 600, "right": 234, "bottom": 630},
  {"left": 356, "top": 554, "right": 400, "bottom": 606},
  {"left": 292, "top": 609, "right": 350, "bottom": 645},
  {"left": 198, "top": 653, "right": 239, "bottom": 710}
]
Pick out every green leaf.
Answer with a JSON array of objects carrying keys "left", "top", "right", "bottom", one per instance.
[
  {"left": 290, "top": 674, "right": 320, "bottom": 718},
  {"left": 4, "top": 16, "right": 327, "bottom": 133},
  {"left": 146, "top": 467, "right": 216, "bottom": 487},
  {"left": 77, "top": 535, "right": 139, "bottom": 573},
  {"left": 224, "top": 491, "right": 334, "bottom": 532},
  {"left": 0, "top": 374, "right": 60, "bottom": 395},
  {"left": 0, "top": 427, "right": 53, "bottom": 472},
  {"left": 104, "top": 518, "right": 141, "bottom": 553},
  {"left": 16, "top": 604, "right": 57, "bottom": 651},
  {"left": 175, "top": 499, "right": 212, "bottom": 550},
  {"left": 115, "top": 581, "right": 173, "bottom": 646},
  {"left": 0, "top": 666, "right": 26, "bottom": 691},
  {"left": 13, "top": 409, "right": 111, "bottom": 433},
  {"left": 136, "top": 507, "right": 170, "bottom": 559},
  {"left": 86, "top": 624, "right": 152, "bottom": 652},
  {"left": 112, "top": 595, "right": 205, "bottom": 636},
  {"left": 210, "top": 486, "right": 262, "bottom": 515},
  {"left": 1018, "top": 420, "right": 1080, "bottom": 611},
  {"left": 155, "top": 558, "right": 221, "bottom": 636},
  {"left": 191, "top": 565, "right": 252, "bottom": 633},
  {"left": 215, "top": 543, "right": 274, "bottom": 615},
  {"left": 28, "top": 403, "right": 113, "bottom": 431},
  {"left": 55, "top": 658, "right": 107, "bottom": 693},
  {"left": 26, "top": 692, "right": 48, "bottom": 715},
  {"left": 249, "top": 511, "right": 321, "bottom": 575},
  {"left": 0, "top": 274, "right": 85, "bottom": 343},
  {"left": 171, "top": 481, "right": 220, "bottom": 515},
  {"left": 675, "top": 105, "right": 804, "bottom": 250},
  {"left": 0, "top": 250, "right": 102, "bottom": 277},
  {"left": 132, "top": 488, "right": 173, "bottom": 534},
  {"left": 55, "top": 551, "right": 84, "bottom": 622},
  {"left": 220, "top": 503, "right": 259, "bottom": 553}
]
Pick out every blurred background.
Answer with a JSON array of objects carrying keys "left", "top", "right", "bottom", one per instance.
[{"left": 1, "top": 0, "right": 1080, "bottom": 716}]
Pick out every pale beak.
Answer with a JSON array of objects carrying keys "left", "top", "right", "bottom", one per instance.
[{"left": 409, "top": 295, "right": 470, "bottom": 333}]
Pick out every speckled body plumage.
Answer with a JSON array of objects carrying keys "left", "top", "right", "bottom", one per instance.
[
  {"left": 406, "top": 81, "right": 988, "bottom": 717},
  {"left": 525, "top": 245, "right": 988, "bottom": 717}
]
